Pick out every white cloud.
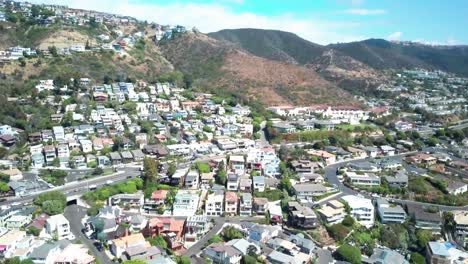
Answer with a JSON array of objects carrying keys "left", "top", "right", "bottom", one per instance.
[
  {"left": 344, "top": 8, "right": 386, "bottom": 15},
  {"left": 30, "top": 0, "right": 367, "bottom": 44},
  {"left": 387, "top": 31, "right": 402, "bottom": 41}
]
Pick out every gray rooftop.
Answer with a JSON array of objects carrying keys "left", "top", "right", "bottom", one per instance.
[{"left": 293, "top": 183, "right": 327, "bottom": 193}]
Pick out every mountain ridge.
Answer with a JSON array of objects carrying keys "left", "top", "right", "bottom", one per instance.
[{"left": 210, "top": 28, "right": 468, "bottom": 78}]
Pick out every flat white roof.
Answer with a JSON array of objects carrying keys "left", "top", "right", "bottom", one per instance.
[
  {"left": 230, "top": 155, "right": 244, "bottom": 162},
  {"left": 342, "top": 195, "right": 373, "bottom": 208}
]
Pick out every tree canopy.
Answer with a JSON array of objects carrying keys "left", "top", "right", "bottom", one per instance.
[
  {"left": 335, "top": 244, "right": 361, "bottom": 264},
  {"left": 34, "top": 191, "right": 67, "bottom": 215},
  {"left": 143, "top": 157, "right": 158, "bottom": 183}
]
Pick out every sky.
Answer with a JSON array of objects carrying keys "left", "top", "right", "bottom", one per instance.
[{"left": 29, "top": 0, "right": 468, "bottom": 45}]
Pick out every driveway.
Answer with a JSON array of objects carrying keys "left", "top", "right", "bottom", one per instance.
[
  {"left": 183, "top": 216, "right": 260, "bottom": 258},
  {"left": 64, "top": 205, "right": 115, "bottom": 264}
]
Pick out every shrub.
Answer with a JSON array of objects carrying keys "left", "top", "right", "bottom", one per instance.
[
  {"left": 327, "top": 224, "right": 350, "bottom": 242},
  {"left": 342, "top": 215, "right": 355, "bottom": 227},
  {"left": 335, "top": 244, "right": 361, "bottom": 264},
  {"left": 410, "top": 252, "right": 426, "bottom": 264}
]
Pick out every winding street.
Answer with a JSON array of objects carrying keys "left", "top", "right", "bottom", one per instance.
[{"left": 324, "top": 151, "right": 468, "bottom": 211}]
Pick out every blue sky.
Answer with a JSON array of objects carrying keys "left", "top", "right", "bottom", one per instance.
[{"left": 32, "top": 0, "right": 467, "bottom": 45}]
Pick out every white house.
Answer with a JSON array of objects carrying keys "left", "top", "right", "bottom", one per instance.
[
  {"left": 184, "top": 170, "right": 199, "bottom": 190},
  {"left": 205, "top": 192, "right": 224, "bottom": 216},
  {"left": 45, "top": 214, "right": 73, "bottom": 240},
  {"left": 53, "top": 126, "right": 65, "bottom": 142},
  {"left": 380, "top": 145, "right": 395, "bottom": 156},
  {"left": 253, "top": 176, "right": 265, "bottom": 192},
  {"left": 79, "top": 139, "right": 93, "bottom": 153},
  {"left": 172, "top": 191, "right": 200, "bottom": 217},
  {"left": 447, "top": 181, "right": 468, "bottom": 195},
  {"left": 341, "top": 195, "right": 374, "bottom": 228},
  {"left": 0, "top": 125, "right": 17, "bottom": 136},
  {"left": 345, "top": 171, "right": 381, "bottom": 187}
]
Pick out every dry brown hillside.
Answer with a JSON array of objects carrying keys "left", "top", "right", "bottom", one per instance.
[
  {"left": 309, "top": 49, "right": 387, "bottom": 93},
  {"left": 160, "top": 32, "right": 360, "bottom": 106}
]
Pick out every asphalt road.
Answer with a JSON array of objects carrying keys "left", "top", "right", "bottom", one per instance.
[
  {"left": 0, "top": 167, "right": 141, "bottom": 207},
  {"left": 324, "top": 151, "right": 468, "bottom": 211},
  {"left": 256, "top": 121, "right": 270, "bottom": 147},
  {"left": 64, "top": 205, "right": 115, "bottom": 264}
]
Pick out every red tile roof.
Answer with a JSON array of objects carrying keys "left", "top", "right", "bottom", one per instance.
[
  {"left": 151, "top": 190, "right": 169, "bottom": 200},
  {"left": 225, "top": 192, "right": 238, "bottom": 202}
]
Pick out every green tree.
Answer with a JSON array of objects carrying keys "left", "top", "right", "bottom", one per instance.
[
  {"left": 167, "top": 163, "right": 177, "bottom": 177},
  {"left": 241, "top": 255, "right": 257, "bottom": 264},
  {"left": 42, "top": 200, "right": 66, "bottom": 215},
  {"left": 196, "top": 162, "right": 211, "bottom": 173},
  {"left": 206, "top": 235, "right": 223, "bottom": 245},
  {"left": 87, "top": 204, "right": 101, "bottom": 216},
  {"left": 443, "top": 211, "right": 455, "bottom": 232},
  {"left": 416, "top": 229, "right": 432, "bottom": 248},
  {"left": 20, "top": 259, "right": 34, "bottom": 264},
  {"left": 48, "top": 46, "right": 58, "bottom": 57},
  {"left": 175, "top": 256, "right": 191, "bottom": 264},
  {"left": 92, "top": 218, "right": 105, "bottom": 233},
  {"left": 18, "top": 57, "right": 26, "bottom": 67},
  {"left": 327, "top": 224, "right": 350, "bottom": 242},
  {"left": 410, "top": 252, "right": 426, "bottom": 264},
  {"left": 51, "top": 158, "right": 60, "bottom": 167},
  {"left": 0, "top": 182, "right": 9, "bottom": 193},
  {"left": 342, "top": 215, "right": 355, "bottom": 227},
  {"left": 427, "top": 137, "right": 440, "bottom": 147},
  {"left": 4, "top": 258, "right": 34, "bottom": 264},
  {"left": 278, "top": 176, "right": 294, "bottom": 196},
  {"left": 97, "top": 232, "right": 107, "bottom": 244},
  {"left": 203, "top": 126, "right": 213, "bottom": 133},
  {"left": 34, "top": 191, "right": 67, "bottom": 215},
  {"left": 31, "top": 5, "right": 41, "bottom": 17},
  {"left": 148, "top": 235, "right": 168, "bottom": 249},
  {"left": 122, "top": 260, "right": 146, "bottom": 264},
  {"left": 215, "top": 161, "right": 227, "bottom": 185},
  {"left": 222, "top": 226, "right": 243, "bottom": 241},
  {"left": 27, "top": 226, "right": 40, "bottom": 236},
  {"left": 379, "top": 224, "right": 409, "bottom": 250},
  {"left": 143, "top": 157, "right": 159, "bottom": 183},
  {"left": 335, "top": 245, "right": 361, "bottom": 264},
  {"left": 265, "top": 210, "right": 271, "bottom": 225},
  {"left": 93, "top": 167, "right": 104, "bottom": 175},
  {"left": 4, "top": 257, "right": 21, "bottom": 264}
]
